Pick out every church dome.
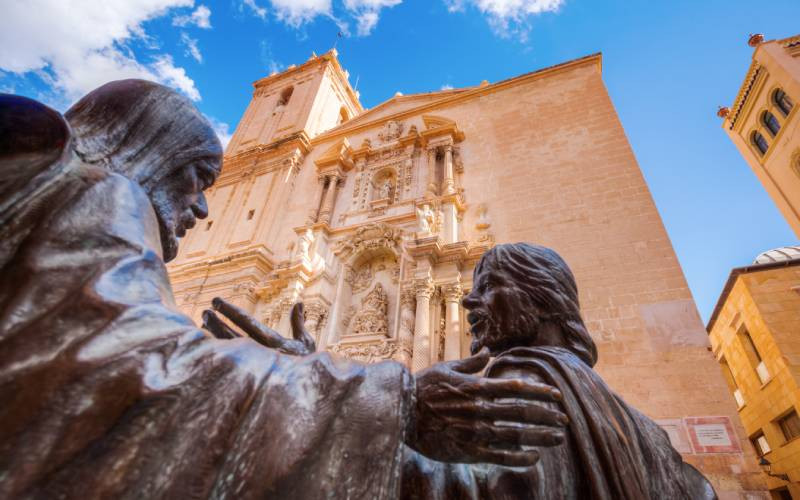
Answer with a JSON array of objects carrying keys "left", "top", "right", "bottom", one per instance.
[{"left": 753, "top": 246, "right": 800, "bottom": 264}]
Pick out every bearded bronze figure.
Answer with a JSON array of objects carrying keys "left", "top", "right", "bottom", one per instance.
[{"left": 401, "top": 243, "right": 717, "bottom": 499}]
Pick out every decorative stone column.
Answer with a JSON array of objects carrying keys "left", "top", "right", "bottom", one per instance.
[
  {"left": 303, "top": 302, "right": 327, "bottom": 342},
  {"left": 441, "top": 203, "right": 458, "bottom": 244},
  {"left": 442, "top": 281, "right": 463, "bottom": 361},
  {"left": 411, "top": 277, "right": 434, "bottom": 372},
  {"left": 307, "top": 174, "right": 326, "bottom": 223},
  {"left": 442, "top": 144, "right": 455, "bottom": 195},
  {"left": 425, "top": 147, "right": 438, "bottom": 197},
  {"left": 276, "top": 297, "right": 294, "bottom": 336},
  {"left": 394, "top": 286, "right": 416, "bottom": 367},
  {"left": 267, "top": 306, "right": 281, "bottom": 330},
  {"left": 318, "top": 173, "right": 341, "bottom": 225}
]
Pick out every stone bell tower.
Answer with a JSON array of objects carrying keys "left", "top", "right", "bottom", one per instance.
[
  {"left": 167, "top": 49, "right": 363, "bottom": 326},
  {"left": 225, "top": 49, "right": 362, "bottom": 156}
]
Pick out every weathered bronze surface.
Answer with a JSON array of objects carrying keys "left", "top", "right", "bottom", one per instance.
[
  {"left": 0, "top": 82, "right": 565, "bottom": 499},
  {"left": 401, "top": 243, "right": 717, "bottom": 499}
]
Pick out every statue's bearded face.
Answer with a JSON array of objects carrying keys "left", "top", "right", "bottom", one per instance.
[
  {"left": 147, "top": 159, "right": 218, "bottom": 262},
  {"left": 462, "top": 264, "right": 541, "bottom": 355}
]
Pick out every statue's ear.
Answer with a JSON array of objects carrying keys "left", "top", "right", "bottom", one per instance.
[{"left": 0, "top": 94, "right": 71, "bottom": 195}]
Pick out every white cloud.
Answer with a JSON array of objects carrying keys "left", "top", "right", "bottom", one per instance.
[
  {"left": 181, "top": 32, "right": 203, "bottom": 63},
  {"left": 270, "top": 0, "right": 332, "bottom": 27},
  {"left": 259, "top": 40, "right": 284, "bottom": 75},
  {"left": 344, "top": 0, "right": 401, "bottom": 36},
  {"left": 0, "top": 0, "right": 201, "bottom": 103},
  {"left": 239, "top": 0, "right": 396, "bottom": 37},
  {"left": 441, "top": 84, "right": 454, "bottom": 90},
  {"left": 241, "top": 0, "right": 268, "bottom": 19},
  {"left": 173, "top": 5, "right": 212, "bottom": 28},
  {"left": 152, "top": 55, "right": 201, "bottom": 101},
  {"left": 445, "top": 0, "right": 564, "bottom": 40},
  {"left": 207, "top": 115, "right": 232, "bottom": 150}
]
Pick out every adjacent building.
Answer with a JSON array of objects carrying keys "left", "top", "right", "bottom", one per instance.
[
  {"left": 720, "top": 33, "right": 800, "bottom": 237},
  {"left": 168, "top": 49, "right": 765, "bottom": 496},
  {"left": 711, "top": 33, "right": 800, "bottom": 498},
  {"left": 707, "top": 247, "right": 800, "bottom": 498}
]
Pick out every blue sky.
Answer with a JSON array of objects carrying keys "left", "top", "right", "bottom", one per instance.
[{"left": 2, "top": 0, "right": 798, "bottom": 322}]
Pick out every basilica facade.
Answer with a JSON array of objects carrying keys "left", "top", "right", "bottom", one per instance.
[{"left": 168, "top": 49, "right": 766, "bottom": 496}]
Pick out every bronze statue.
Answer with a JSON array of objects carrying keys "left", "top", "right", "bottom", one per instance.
[
  {"left": 0, "top": 82, "right": 565, "bottom": 499},
  {"left": 401, "top": 243, "right": 717, "bottom": 499}
]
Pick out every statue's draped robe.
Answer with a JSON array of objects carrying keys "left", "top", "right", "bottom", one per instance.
[
  {"left": 402, "top": 347, "right": 716, "bottom": 500},
  {"left": 0, "top": 146, "right": 413, "bottom": 497}
]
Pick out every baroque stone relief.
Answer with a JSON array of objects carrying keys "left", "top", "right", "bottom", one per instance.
[
  {"left": 351, "top": 283, "right": 389, "bottom": 336},
  {"left": 350, "top": 138, "right": 419, "bottom": 213},
  {"left": 345, "top": 263, "right": 373, "bottom": 294},
  {"left": 329, "top": 340, "right": 398, "bottom": 363},
  {"left": 333, "top": 222, "right": 402, "bottom": 257},
  {"left": 377, "top": 120, "right": 403, "bottom": 143}
]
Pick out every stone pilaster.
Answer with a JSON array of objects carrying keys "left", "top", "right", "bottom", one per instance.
[
  {"left": 394, "top": 286, "right": 416, "bottom": 367},
  {"left": 442, "top": 281, "right": 463, "bottom": 361},
  {"left": 318, "top": 173, "right": 341, "bottom": 225},
  {"left": 442, "top": 144, "right": 455, "bottom": 195},
  {"left": 411, "top": 277, "right": 435, "bottom": 372},
  {"left": 425, "top": 147, "right": 438, "bottom": 197},
  {"left": 307, "top": 174, "right": 326, "bottom": 223}
]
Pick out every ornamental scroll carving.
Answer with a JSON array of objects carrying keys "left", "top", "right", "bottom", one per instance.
[
  {"left": 329, "top": 340, "right": 398, "bottom": 363},
  {"left": 378, "top": 120, "right": 403, "bottom": 143},
  {"left": 334, "top": 222, "right": 402, "bottom": 257},
  {"left": 351, "top": 283, "right": 389, "bottom": 336},
  {"left": 345, "top": 264, "right": 373, "bottom": 294}
]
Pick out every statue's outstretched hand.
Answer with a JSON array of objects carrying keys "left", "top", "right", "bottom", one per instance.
[
  {"left": 408, "top": 348, "right": 567, "bottom": 467},
  {"left": 202, "top": 298, "right": 316, "bottom": 356}
]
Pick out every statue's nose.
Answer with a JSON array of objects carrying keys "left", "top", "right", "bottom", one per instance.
[
  {"left": 192, "top": 193, "right": 209, "bottom": 219},
  {"left": 462, "top": 293, "right": 478, "bottom": 309}
]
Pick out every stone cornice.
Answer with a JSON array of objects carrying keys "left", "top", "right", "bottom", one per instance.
[
  {"left": 726, "top": 61, "right": 764, "bottom": 131},
  {"left": 168, "top": 245, "right": 276, "bottom": 284},
  {"left": 222, "top": 131, "right": 311, "bottom": 163},
  {"left": 314, "top": 137, "right": 353, "bottom": 174},
  {"left": 420, "top": 115, "right": 465, "bottom": 144},
  {"left": 310, "top": 52, "right": 602, "bottom": 146}
]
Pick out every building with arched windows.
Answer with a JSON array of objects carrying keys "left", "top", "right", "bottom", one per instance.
[
  {"left": 721, "top": 33, "right": 800, "bottom": 236},
  {"left": 167, "top": 48, "right": 765, "bottom": 496},
  {"left": 707, "top": 247, "right": 800, "bottom": 498}
]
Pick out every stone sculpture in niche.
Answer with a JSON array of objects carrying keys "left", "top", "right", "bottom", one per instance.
[
  {"left": 415, "top": 203, "right": 436, "bottom": 236},
  {"left": 401, "top": 243, "right": 717, "bottom": 500},
  {"left": 0, "top": 83, "right": 568, "bottom": 498},
  {"left": 379, "top": 177, "right": 393, "bottom": 200},
  {"left": 351, "top": 283, "right": 389, "bottom": 336},
  {"left": 297, "top": 228, "right": 314, "bottom": 260}
]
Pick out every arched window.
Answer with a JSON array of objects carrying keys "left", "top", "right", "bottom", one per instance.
[
  {"left": 774, "top": 89, "right": 794, "bottom": 116},
  {"left": 752, "top": 130, "right": 769, "bottom": 156},
  {"left": 762, "top": 110, "right": 781, "bottom": 136},
  {"left": 276, "top": 86, "right": 293, "bottom": 109}
]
